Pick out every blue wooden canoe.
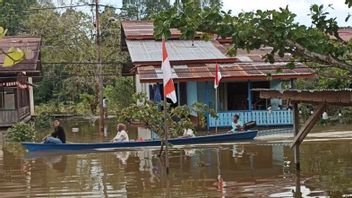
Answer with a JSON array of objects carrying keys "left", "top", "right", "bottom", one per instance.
[{"left": 22, "top": 130, "right": 257, "bottom": 152}]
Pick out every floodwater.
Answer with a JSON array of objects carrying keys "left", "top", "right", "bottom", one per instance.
[{"left": 0, "top": 119, "right": 351, "bottom": 198}]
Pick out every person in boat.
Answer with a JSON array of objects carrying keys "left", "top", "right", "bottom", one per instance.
[
  {"left": 112, "top": 123, "right": 129, "bottom": 142},
  {"left": 231, "top": 114, "right": 243, "bottom": 132},
  {"left": 42, "top": 119, "right": 66, "bottom": 144},
  {"left": 183, "top": 128, "right": 195, "bottom": 138}
]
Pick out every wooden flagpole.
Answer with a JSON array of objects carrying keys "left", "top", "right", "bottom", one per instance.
[
  {"left": 164, "top": 99, "right": 170, "bottom": 174},
  {"left": 215, "top": 87, "right": 218, "bottom": 133}
]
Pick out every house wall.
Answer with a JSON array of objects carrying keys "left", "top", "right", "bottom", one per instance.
[
  {"left": 196, "top": 81, "right": 215, "bottom": 108},
  {"left": 270, "top": 80, "right": 283, "bottom": 110},
  {"left": 135, "top": 74, "right": 150, "bottom": 102}
]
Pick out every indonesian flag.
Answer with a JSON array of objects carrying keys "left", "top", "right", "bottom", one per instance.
[
  {"left": 162, "top": 38, "right": 177, "bottom": 104},
  {"left": 214, "top": 63, "right": 222, "bottom": 89}
]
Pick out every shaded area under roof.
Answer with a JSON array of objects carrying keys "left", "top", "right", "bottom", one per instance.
[
  {"left": 137, "top": 63, "right": 315, "bottom": 83},
  {"left": 0, "top": 36, "right": 41, "bottom": 74},
  {"left": 126, "top": 40, "right": 235, "bottom": 64},
  {"left": 255, "top": 89, "right": 352, "bottom": 105}
]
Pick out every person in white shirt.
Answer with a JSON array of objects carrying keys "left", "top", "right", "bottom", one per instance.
[
  {"left": 103, "top": 97, "right": 108, "bottom": 118},
  {"left": 112, "top": 123, "right": 129, "bottom": 142},
  {"left": 183, "top": 128, "right": 195, "bottom": 137}
]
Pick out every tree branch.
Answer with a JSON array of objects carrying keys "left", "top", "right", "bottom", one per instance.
[{"left": 287, "top": 40, "right": 352, "bottom": 72}]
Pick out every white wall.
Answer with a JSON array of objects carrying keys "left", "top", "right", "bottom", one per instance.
[{"left": 135, "top": 74, "right": 150, "bottom": 103}]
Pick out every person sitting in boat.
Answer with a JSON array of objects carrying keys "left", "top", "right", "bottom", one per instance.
[
  {"left": 112, "top": 123, "right": 129, "bottom": 142},
  {"left": 42, "top": 120, "right": 66, "bottom": 144},
  {"left": 231, "top": 114, "right": 243, "bottom": 132},
  {"left": 183, "top": 128, "right": 195, "bottom": 138}
]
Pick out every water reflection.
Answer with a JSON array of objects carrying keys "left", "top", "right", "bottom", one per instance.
[{"left": 1, "top": 121, "right": 352, "bottom": 197}]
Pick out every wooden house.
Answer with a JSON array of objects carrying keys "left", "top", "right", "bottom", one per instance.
[
  {"left": 121, "top": 21, "right": 315, "bottom": 128},
  {"left": 0, "top": 37, "right": 41, "bottom": 127}
]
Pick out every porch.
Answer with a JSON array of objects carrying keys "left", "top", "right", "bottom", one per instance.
[
  {"left": 0, "top": 107, "right": 30, "bottom": 127},
  {"left": 207, "top": 110, "right": 293, "bottom": 128},
  {"left": 145, "top": 79, "right": 294, "bottom": 128},
  {"left": 0, "top": 84, "right": 32, "bottom": 127}
]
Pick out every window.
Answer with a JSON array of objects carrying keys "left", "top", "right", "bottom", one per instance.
[{"left": 0, "top": 88, "right": 16, "bottom": 110}]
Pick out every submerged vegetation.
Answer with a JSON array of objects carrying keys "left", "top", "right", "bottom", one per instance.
[{"left": 6, "top": 122, "right": 37, "bottom": 142}]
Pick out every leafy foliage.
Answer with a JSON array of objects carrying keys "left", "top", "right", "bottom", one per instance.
[
  {"left": 153, "top": 1, "right": 352, "bottom": 75},
  {"left": 6, "top": 122, "right": 37, "bottom": 142},
  {"left": 105, "top": 77, "right": 135, "bottom": 113},
  {"left": 34, "top": 113, "right": 52, "bottom": 129},
  {"left": 22, "top": 3, "right": 127, "bottom": 113},
  {"left": 0, "top": 0, "right": 37, "bottom": 35},
  {"left": 117, "top": 93, "right": 216, "bottom": 137},
  {"left": 120, "top": 0, "right": 171, "bottom": 20}
]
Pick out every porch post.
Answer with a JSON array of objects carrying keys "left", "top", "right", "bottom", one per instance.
[
  {"left": 177, "top": 82, "right": 181, "bottom": 106},
  {"left": 28, "top": 77, "right": 35, "bottom": 116},
  {"left": 247, "top": 80, "right": 252, "bottom": 110},
  {"left": 205, "top": 81, "right": 209, "bottom": 106}
]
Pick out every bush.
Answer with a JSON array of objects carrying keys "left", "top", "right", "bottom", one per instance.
[
  {"left": 7, "top": 122, "right": 37, "bottom": 142},
  {"left": 34, "top": 113, "right": 52, "bottom": 129}
]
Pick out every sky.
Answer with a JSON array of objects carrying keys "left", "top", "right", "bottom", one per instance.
[{"left": 96, "top": 0, "right": 351, "bottom": 26}]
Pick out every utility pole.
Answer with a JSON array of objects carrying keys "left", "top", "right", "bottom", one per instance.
[{"left": 95, "top": 0, "right": 104, "bottom": 133}]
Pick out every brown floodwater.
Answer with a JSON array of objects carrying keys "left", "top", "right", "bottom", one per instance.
[{"left": 0, "top": 119, "right": 351, "bottom": 197}]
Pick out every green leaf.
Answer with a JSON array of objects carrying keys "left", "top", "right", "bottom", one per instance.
[
  {"left": 0, "top": 27, "right": 7, "bottom": 39},
  {"left": 3, "top": 47, "right": 25, "bottom": 67}
]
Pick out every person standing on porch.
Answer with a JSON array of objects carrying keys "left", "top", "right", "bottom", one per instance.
[
  {"left": 231, "top": 114, "right": 243, "bottom": 132},
  {"left": 103, "top": 97, "right": 108, "bottom": 118}
]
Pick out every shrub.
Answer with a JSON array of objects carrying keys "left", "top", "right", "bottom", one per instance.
[
  {"left": 7, "top": 122, "right": 37, "bottom": 142},
  {"left": 34, "top": 113, "right": 52, "bottom": 129}
]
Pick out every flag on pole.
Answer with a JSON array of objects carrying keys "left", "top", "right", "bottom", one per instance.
[
  {"left": 162, "top": 38, "right": 177, "bottom": 103},
  {"left": 214, "top": 63, "right": 222, "bottom": 89}
]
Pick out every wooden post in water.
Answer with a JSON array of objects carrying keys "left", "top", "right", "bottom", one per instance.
[
  {"left": 164, "top": 100, "right": 170, "bottom": 174},
  {"left": 293, "top": 102, "right": 300, "bottom": 170},
  {"left": 291, "top": 79, "right": 300, "bottom": 170}
]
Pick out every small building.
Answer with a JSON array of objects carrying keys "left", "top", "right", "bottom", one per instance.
[
  {"left": 0, "top": 36, "right": 41, "bottom": 127},
  {"left": 121, "top": 21, "right": 315, "bottom": 128}
]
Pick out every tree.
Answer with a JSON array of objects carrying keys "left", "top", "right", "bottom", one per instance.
[
  {"left": 120, "top": 0, "right": 171, "bottom": 20},
  {"left": 23, "top": 3, "right": 128, "bottom": 114},
  {"left": 153, "top": 0, "right": 352, "bottom": 78},
  {"left": 0, "top": 0, "right": 37, "bottom": 35},
  {"left": 104, "top": 77, "right": 135, "bottom": 113},
  {"left": 117, "top": 93, "right": 216, "bottom": 138}
]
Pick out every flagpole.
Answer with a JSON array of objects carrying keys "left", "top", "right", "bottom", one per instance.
[
  {"left": 164, "top": 98, "right": 170, "bottom": 174},
  {"left": 215, "top": 87, "right": 218, "bottom": 133}
]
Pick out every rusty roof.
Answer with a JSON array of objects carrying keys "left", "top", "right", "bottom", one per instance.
[
  {"left": 122, "top": 21, "right": 183, "bottom": 40},
  {"left": 338, "top": 28, "right": 352, "bottom": 42},
  {"left": 137, "top": 63, "right": 315, "bottom": 83},
  {"left": 0, "top": 36, "right": 41, "bottom": 74},
  {"left": 126, "top": 40, "right": 236, "bottom": 64},
  {"left": 255, "top": 89, "right": 352, "bottom": 105}
]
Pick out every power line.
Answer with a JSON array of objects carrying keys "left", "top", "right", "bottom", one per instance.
[{"left": 25, "top": 3, "right": 123, "bottom": 11}]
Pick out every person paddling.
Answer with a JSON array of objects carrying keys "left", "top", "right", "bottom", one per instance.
[
  {"left": 112, "top": 123, "right": 129, "bottom": 142},
  {"left": 43, "top": 120, "right": 66, "bottom": 144}
]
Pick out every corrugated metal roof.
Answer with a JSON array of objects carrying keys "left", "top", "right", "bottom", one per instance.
[
  {"left": 254, "top": 89, "right": 352, "bottom": 105},
  {"left": 337, "top": 28, "right": 352, "bottom": 42},
  {"left": 0, "top": 36, "right": 41, "bottom": 74},
  {"left": 137, "top": 63, "right": 315, "bottom": 82},
  {"left": 126, "top": 40, "right": 233, "bottom": 64},
  {"left": 122, "top": 21, "right": 183, "bottom": 40}
]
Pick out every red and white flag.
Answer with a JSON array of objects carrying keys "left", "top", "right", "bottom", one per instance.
[
  {"left": 162, "top": 38, "right": 177, "bottom": 103},
  {"left": 214, "top": 63, "right": 222, "bottom": 89}
]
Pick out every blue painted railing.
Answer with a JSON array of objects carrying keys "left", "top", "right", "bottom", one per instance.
[{"left": 208, "top": 110, "right": 293, "bottom": 128}]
